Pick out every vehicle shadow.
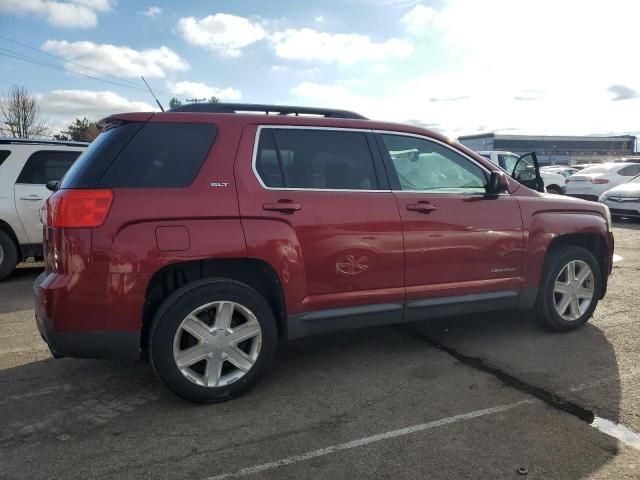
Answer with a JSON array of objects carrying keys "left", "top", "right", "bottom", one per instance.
[
  {"left": 0, "top": 313, "right": 622, "bottom": 480},
  {"left": 0, "top": 265, "right": 43, "bottom": 315},
  {"left": 612, "top": 218, "right": 640, "bottom": 230},
  {"left": 404, "top": 311, "right": 621, "bottom": 424}
]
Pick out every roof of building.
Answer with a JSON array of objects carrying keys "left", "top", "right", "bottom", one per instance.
[{"left": 458, "top": 132, "right": 636, "bottom": 142}]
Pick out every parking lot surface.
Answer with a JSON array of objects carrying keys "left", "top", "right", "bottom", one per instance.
[{"left": 1, "top": 222, "right": 639, "bottom": 479}]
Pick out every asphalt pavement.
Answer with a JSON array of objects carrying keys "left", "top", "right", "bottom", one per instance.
[{"left": 1, "top": 221, "right": 639, "bottom": 479}]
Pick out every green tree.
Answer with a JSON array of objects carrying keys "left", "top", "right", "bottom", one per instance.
[
  {"left": 168, "top": 97, "right": 182, "bottom": 109},
  {"left": 208, "top": 96, "right": 220, "bottom": 103},
  {"left": 62, "top": 117, "right": 100, "bottom": 142}
]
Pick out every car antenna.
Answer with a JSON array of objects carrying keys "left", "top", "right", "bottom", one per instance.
[{"left": 141, "top": 75, "right": 165, "bottom": 112}]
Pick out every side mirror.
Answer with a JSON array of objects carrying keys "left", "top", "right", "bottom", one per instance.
[
  {"left": 45, "top": 180, "right": 59, "bottom": 192},
  {"left": 488, "top": 171, "right": 509, "bottom": 194}
]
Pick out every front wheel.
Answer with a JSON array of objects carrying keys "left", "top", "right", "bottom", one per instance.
[
  {"left": 150, "top": 279, "right": 278, "bottom": 403},
  {"left": 535, "top": 246, "right": 601, "bottom": 331}
]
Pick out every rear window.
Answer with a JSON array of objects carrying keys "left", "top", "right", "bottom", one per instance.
[
  {"left": 61, "top": 122, "right": 217, "bottom": 189},
  {"left": 16, "top": 150, "right": 81, "bottom": 184},
  {"left": 618, "top": 164, "right": 640, "bottom": 177}
]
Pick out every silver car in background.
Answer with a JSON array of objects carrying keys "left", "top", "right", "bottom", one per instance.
[{"left": 599, "top": 174, "right": 640, "bottom": 219}]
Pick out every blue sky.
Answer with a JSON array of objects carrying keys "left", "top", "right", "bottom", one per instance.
[{"left": 1, "top": 0, "right": 639, "bottom": 138}]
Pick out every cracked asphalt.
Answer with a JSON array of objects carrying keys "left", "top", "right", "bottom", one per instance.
[{"left": 1, "top": 221, "right": 639, "bottom": 479}]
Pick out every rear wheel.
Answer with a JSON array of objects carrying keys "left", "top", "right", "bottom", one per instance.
[
  {"left": 535, "top": 246, "right": 601, "bottom": 331},
  {"left": 150, "top": 279, "right": 278, "bottom": 403},
  {"left": 0, "top": 230, "right": 18, "bottom": 281},
  {"left": 546, "top": 185, "right": 563, "bottom": 195}
]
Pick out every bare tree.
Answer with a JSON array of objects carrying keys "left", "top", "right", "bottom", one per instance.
[{"left": 0, "top": 84, "right": 52, "bottom": 138}]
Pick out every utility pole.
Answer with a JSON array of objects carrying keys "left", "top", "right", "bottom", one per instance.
[{"left": 186, "top": 98, "right": 206, "bottom": 104}]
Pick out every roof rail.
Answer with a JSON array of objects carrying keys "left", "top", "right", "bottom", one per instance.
[
  {"left": 0, "top": 137, "right": 90, "bottom": 147},
  {"left": 169, "top": 102, "right": 368, "bottom": 120}
]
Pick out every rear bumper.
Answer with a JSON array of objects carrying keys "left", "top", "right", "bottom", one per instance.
[{"left": 34, "top": 272, "right": 140, "bottom": 360}]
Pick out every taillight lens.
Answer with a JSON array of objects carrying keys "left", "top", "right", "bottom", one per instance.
[
  {"left": 47, "top": 189, "right": 113, "bottom": 228},
  {"left": 591, "top": 178, "right": 609, "bottom": 184}
]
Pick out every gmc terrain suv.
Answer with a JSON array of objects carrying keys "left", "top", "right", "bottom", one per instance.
[
  {"left": 34, "top": 103, "right": 614, "bottom": 403},
  {"left": 0, "top": 139, "right": 86, "bottom": 280}
]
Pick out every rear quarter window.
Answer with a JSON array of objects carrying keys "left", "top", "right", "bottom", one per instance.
[
  {"left": 0, "top": 150, "right": 10, "bottom": 168},
  {"left": 16, "top": 150, "right": 81, "bottom": 184},
  {"left": 98, "top": 122, "right": 217, "bottom": 188}
]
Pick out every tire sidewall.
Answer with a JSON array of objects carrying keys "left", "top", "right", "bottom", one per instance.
[
  {"left": 0, "top": 230, "right": 18, "bottom": 281},
  {"left": 150, "top": 279, "right": 278, "bottom": 403},
  {"left": 539, "top": 246, "right": 602, "bottom": 331}
]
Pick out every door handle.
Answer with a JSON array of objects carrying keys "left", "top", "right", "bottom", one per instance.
[
  {"left": 263, "top": 201, "right": 302, "bottom": 213},
  {"left": 19, "top": 194, "right": 43, "bottom": 201},
  {"left": 406, "top": 202, "right": 437, "bottom": 213}
]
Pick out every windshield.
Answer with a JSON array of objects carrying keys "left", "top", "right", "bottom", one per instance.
[
  {"left": 499, "top": 154, "right": 520, "bottom": 172},
  {"left": 629, "top": 174, "right": 640, "bottom": 184}
]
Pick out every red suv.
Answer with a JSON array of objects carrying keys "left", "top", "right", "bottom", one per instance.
[{"left": 35, "top": 103, "right": 614, "bottom": 403}]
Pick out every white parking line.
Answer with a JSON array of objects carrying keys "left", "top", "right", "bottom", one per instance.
[{"left": 203, "top": 399, "right": 536, "bottom": 480}]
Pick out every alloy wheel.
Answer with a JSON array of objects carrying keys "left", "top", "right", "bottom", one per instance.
[
  {"left": 553, "top": 260, "right": 595, "bottom": 321},
  {"left": 172, "top": 301, "right": 262, "bottom": 388}
]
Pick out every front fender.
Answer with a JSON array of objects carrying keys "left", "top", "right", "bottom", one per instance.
[{"left": 522, "top": 210, "right": 609, "bottom": 290}]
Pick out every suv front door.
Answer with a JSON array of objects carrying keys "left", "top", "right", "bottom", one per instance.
[
  {"left": 236, "top": 126, "right": 405, "bottom": 336},
  {"left": 376, "top": 132, "right": 524, "bottom": 321}
]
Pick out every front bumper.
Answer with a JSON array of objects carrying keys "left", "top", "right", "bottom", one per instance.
[
  {"left": 601, "top": 198, "right": 640, "bottom": 218},
  {"left": 34, "top": 272, "right": 140, "bottom": 359}
]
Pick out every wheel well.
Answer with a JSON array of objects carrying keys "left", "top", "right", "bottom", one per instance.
[
  {"left": 547, "top": 233, "right": 607, "bottom": 277},
  {"left": 141, "top": 258, "right": 287, "bottom": 352},
  {"left": 0, "top": 220, "right": 21, "bottom": 261}
]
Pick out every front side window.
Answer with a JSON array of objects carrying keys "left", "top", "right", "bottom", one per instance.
[
  {"left": 16, "top": 150, "right": 81, "bottom": 184},
  {"left": 380, "top": 134, "right": 487, "bottom": 193},
  {"left": 255, "top": 128, "right": 379, "bottom": 190}
]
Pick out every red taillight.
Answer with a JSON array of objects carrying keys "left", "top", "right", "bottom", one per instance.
[
  {"left": 591, "top": 178, "right": 609, "bottom": 184},
  {"left": 47, "top": 189, "right": 113, "bottom": 228}
]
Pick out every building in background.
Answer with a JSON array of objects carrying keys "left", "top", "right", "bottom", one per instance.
[{"left": 458, "top": 133, "right": 637, "bottom": 166}]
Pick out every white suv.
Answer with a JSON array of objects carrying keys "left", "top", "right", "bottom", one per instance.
[
  {"left": 0, "top": 139, "right": 87, "bottom": 280},
  {"left": 477, "top": 151, "right": 567, "bottom": 194}
]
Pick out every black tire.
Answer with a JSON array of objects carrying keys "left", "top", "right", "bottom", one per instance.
[
  {"left": 0, "top": 230, "right": 19, "bottom": 281},
  {"left": 535, "top": 246, "right": 601, "bottom": 332},
  {"left": 150, "top": 279, "right": 278, "bottom": 403},
  {"left": 546, "top": 185, "right": 563, "bottom": 195}
]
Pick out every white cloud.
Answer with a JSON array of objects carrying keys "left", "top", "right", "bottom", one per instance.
[
  {"left": 315, "top": 15, "right": 325, "bottom": 23},
  {"left": 143, "top": 6, "right": 162, "bottom": 18},
  {"left": 293, "top": 0, "right": 640, "bottom": 137},
  {"left": 401, "top": 4, "right": 436, "bottom": 35},
  {"left": 0, "top": 0, "right": 113, "bottom": 28},
  {"left": 42, "top": 40, "right": 189, "bottom": 78},
  {"left": 177, "top": 13, "right": 266, "bottom": 57},
  {"left": 167, "top": 81, "right": 242, "bottom": 101},
  {"left": 271, "top": 28, "right": 412, "bottom": 64},
  {"left": 39, "top": 90, "right": 155, "bottom": 121}
]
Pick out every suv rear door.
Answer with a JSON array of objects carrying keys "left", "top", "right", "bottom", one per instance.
[
  {"left": 375, "top": 132, "right": 525, "bottom": 321},
  {"left": 236, "top": 125, "right": 405, "bottom": 334},
  {"left": 14, "top": 149, "right": 81, "bottom": 245}
]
